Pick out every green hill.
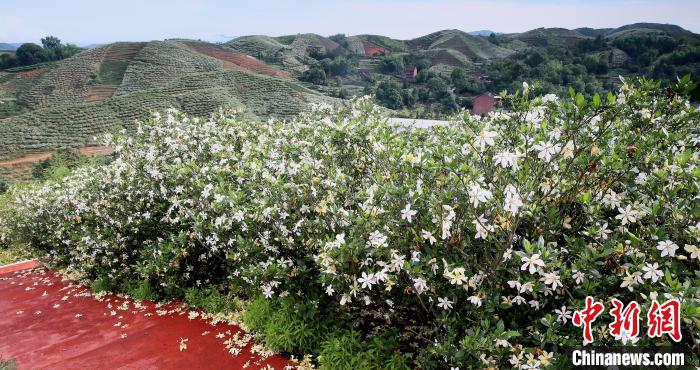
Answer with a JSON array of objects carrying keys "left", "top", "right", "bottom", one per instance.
[{"left": 0, "top": 39, "right": 337, "bottom": 158}]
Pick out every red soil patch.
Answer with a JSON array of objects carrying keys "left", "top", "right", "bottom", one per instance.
[
  {"left": 0, "top": 265, "right": 294, "bottom": 369},
  {"left": 77, "top": 146, "right": 113, "bottom": 156},
  {"left": 87, "top": 84, "right": 118, "bottom": 101},
  {"left": 0, "top": 146, "right": 114, "bottom": 168},
  {"left": 18, "top": 67, "right": 47, "bottom": 80},
  {"left": 182, "top": 41, "right": 291, "bottom": 79},
  {"left": 362, "top": 41, "right": 387, "bottom": 57}
]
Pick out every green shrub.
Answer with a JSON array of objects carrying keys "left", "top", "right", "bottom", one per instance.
[
  {"left": 318, "top": 330, "right": 410, "bottom": 370},
  {"left": 0, "top": 357, "right": 17, "bottom": 370},
  {"left": 3, "top": 79, "right": 700, "bottom": 368},
  {"left": 244, "top": 297, "right": 335, "bottom": 355},
  {"left": 184, "top": 286, "right": 238, "bottom": 313}
]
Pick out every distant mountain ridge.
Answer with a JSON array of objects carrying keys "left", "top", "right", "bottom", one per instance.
[
  {"left": 0, "top": 43, "right": 22, "bottom": 51},
  {"left": 468, "top": 30, "right": 500, "bottom": 36}
]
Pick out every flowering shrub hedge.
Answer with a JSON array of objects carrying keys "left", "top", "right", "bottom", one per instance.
[{"left": 3, "top": 78, "right": 700, "bottom": 369}]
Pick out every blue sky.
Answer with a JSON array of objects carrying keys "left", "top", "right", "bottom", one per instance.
[{"left": 1, "top": 0, "right": 699, "bottom": 44}]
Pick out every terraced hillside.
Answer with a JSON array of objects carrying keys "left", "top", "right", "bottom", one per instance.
[
  {"left": 18, "top": 47, "right": 106, "bottom": 108},
  {"left": 407, "top": 29, "right": 514, "bottom": 60},
  {"left": 506, "top": 27, "right": 590, "bottom": 46},
  {"left": 180, "top": 40, "right": 291, "bottom": 79},
  {"left": 226, "top": 34, "right": 341, "bottom": 74},
  {"left": 88, "top": 42, "right": 147, "bottom": 101},
  {"left": 0, "top": 40, "right": 337, "bottom": 159}
]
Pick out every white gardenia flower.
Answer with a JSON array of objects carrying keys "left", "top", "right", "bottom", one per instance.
[
  {"left": 657, "top": 240, "right": 679, "bottom": 257},
  {"left": 572, "top": 270, "right": 585, "bottom": 285},
  {"left": 413, "top": 278, "right": 428, "bottom": 294},
  {"left": 358, "top": 272, "right": 376, "bottom": 290},
  {"left": 437, "top": 297, "right": 454, "bottom": 310},
  {"left": 473, "top": 216, "right": 494, "bottom": 240},
  {"left": 445, "top": 267, "right": 467, "bottom": 285},
  {"left": 615, "top": 205, "right": 639, "bottom": 225},
  {"left": 421, "top": 229, "right": 437, "bottom": 245},
  {"left": 262, "top": 285, "right": 274, "bottom": 299},
  {"left": 542, "top": 93, "right": 558, "bottom": 103},
  {"left": 401, "top": 203, "right": 417, "bottom": 223},
  {"left": 635, "top": 172, "right": 648, "bottom": 185},
  {"left": 620, "top": 271, "right": 643, "bottom": 291},
  {"left": 542, "top": 271, "right": 563, "bottom": 290},
  {"left": 533, "top": 141, "right": 560, "bottom": 162},
  {"left": 616, "top": 329, "right": 640, "bottom": 345},
  {"left": 441, "top": 205, "right": 456, "bottom": 240},
  {"left": 555, "top": 305, "right": 572, "bottom": 323},
  {"left": 601, "top": 189, "right": 622, "bottom": 209},
  {"left": 325, "top": 285, "right": 335, "bottom": 296},
  {"left": 468, "top": 182, "right": 493, "bottom": 207},
  {"left": 467, "top": 295, "right": 483, "bottom": 307},
  {"left": 503, "top": 185, "right": 523, "bottom": 215},
  {"left": 684, "top": 244, "right": 700, "bottom": 260},
  {"left": 411, "top": 251, "right": 421, "bottom": 263},
  {"left": 493, "top": 151, "right": 521, "bottom": 169},
  {"left": 596, "top": 223, "right": 613, "bottom": 240},
  {"left": 642, "top": 263, "right": 663, "bottom": 283},
  {"left": 368, "top": 230, "right": 388, "bottom": 248},
  {"left": 521, "top": 254, "right": 545, "bottom": 274},
  {"left": 388, "top": 252, "right": 406, "bottom": 272},
  {"left": 475, "top": 129, "right": 497, "bottom": 151}
]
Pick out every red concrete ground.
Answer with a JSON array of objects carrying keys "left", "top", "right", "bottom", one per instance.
[{"left": 0, "top": 261, "right": 295, "bottom": 369}]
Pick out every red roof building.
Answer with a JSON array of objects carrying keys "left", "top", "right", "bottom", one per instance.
[
  {"left": 472, "top": 93, "right": 496, "bottom": 115},
  {"left": 403, "top": 66, "right": 418, "bottom": 81}
]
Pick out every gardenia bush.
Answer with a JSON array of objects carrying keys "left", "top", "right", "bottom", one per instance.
[{"left": 3, "top": 78, "right": 699, "bottom": 369}]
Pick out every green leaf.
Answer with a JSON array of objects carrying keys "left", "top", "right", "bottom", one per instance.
[
  {"left": 607, "top": 91, "right": 616, "bottom": 104},
  {"left": 592, "top": 93, "right": 600, "bottom": 109}
]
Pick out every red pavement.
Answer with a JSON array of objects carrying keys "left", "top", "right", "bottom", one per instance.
[{"left": 0, "top": 261, "right": 295, "bottom": 369}]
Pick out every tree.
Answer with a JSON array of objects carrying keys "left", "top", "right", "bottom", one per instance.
[
  {"left": 329, "top": 34, "right": 349, "bottom": 49},
  {"left": 301, "top": 65, "right": 327, "bottom": 85},
  {"left": 416, "top": 69, "right": 437, "bottom": 83},
  {"left": 375, "top": 80, "right": 404, "bottom": 109},
  {"left": 0, "top": 54, "right": 18, "bottom": 69},
  {"left": 426, "top": 77, "right": 450, "bottom": 100},
  {"left": 379, "top": 55, "right": 404, "bottom": 75},
  {"left": 41, "top": 36, "right": 62, "bottom": 50},
  {"left": 451, "top": 67, "right": 469, "bottom": 92},
  {"left": 15, "top": 43, "right": 45, "bottom": 66}
]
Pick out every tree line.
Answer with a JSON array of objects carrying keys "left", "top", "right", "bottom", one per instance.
[{"left": 0, "top": 36, "right": 82, "bottom": 70}]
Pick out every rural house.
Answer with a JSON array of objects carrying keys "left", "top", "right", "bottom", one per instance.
[
  {"left": 472, "top": 92, "right": 496, "bottom": 115},
  {"left": 403, "top": 66, "right": 418, "bottom": 81}
]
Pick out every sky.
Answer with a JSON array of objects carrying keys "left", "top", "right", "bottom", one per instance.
[{"left": 1, "top": 0, "right": 699, "bottom": 44}]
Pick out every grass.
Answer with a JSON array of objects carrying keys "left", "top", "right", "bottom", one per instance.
[
  {"left": 0, "top": 357, "right": 17, "bottom": 370},
  {"left": 0, "top": 244, "right": 32, "bottom": 266},
  {"left": 0, "top": 100, "right": 22, "bottom": 119},
  {"left": 242, "top": 296, "right": 411, "bottom": 369},
  {"left": 97, "top": 60, "right": 129, "bottom": 85}
]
